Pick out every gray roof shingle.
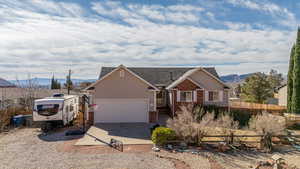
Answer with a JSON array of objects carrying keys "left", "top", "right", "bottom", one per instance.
[
  {"left": 0, "top": 78, "right": 15, "bottom": 87},
  {"left": 99, "top": 67, "right": 220, "bottom": 86}
]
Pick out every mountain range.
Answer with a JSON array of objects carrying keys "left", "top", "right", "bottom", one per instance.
[
  {"left": 10, "top": 78, "right": 96, "bottom": 86},
  {"left": 220, "top": 73, "right": 255, "bottom": 83},
  {"left": 8, "top": 73, "right": 254, "bottom": 87}
]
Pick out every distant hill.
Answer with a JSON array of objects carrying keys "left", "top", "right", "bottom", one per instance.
[
  {"left": 220, "top": 73, "right": 255, "bottom": 83},
  {"left": 10, "top": 78, "right": 96, "bottom": 87},
  {"left": 0, "top": 78, "right": 16, "bottom": 87}
]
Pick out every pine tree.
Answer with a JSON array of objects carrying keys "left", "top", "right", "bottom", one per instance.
[
  {"left": 287, "top": 45, "right": 295, "bottom": 112},
  {"left": 51, "top": 75, "right": 55, "bottom": 89},
  {"left": 51, "top": 75, "right": 61, "bottom": 89},
  {"left": 292, "top": 28, "right": 300, "bottom": 114},
  {"left": 64, "top": 75, "right": 73, "bottom": 90},
  {"left": 241, "top": 73, "right": 272, "bottom": 103}
]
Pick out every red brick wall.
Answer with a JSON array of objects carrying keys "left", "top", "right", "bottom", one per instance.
[
  {"left": 171, "top": 79, "right": 204, "bottom": 115},
  {"left": 197, "top": 90, "right": 204, "bottom": 104},
  {"left": 149, "top": 111, "right": 158, "bottom": 123},
  {"left": 175, "top": 79, "right": 199, "bottom": 90}
]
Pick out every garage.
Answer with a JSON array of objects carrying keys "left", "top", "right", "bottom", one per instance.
[{"left": 94, "top": 99, "right": 149, "bottom": 123}]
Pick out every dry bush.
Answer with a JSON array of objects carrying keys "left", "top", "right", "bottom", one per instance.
[
  {"left": 249, "top": 112, "right": 286, "bottom": 152},
  {"left": 167, "top": 105, "right": 239, "bottom": 144},
  {"left": 167, "top": 106, "right": 202, "bottom": 144},
  {"left": 0, "top": 108, "right": 15, "bottom": 131},
  {"left": 249, "top": 112, "right": 286, "bottom": 135}
]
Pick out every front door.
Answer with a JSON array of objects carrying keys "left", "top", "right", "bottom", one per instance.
[{"left": 157, "top": 90, "right": 166, "bottom": 107}]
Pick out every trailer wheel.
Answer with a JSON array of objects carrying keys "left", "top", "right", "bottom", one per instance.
[{"left": 41, "top": 122, "right": 52, "bottom": 133}]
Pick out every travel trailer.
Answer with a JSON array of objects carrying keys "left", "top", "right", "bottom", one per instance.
[{"left": 33, "top": 94, "right": 79, "bottom": 132}]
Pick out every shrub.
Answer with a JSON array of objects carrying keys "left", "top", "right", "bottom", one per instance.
[
  {"left": 248, "top": 112, "right": 286, "bottom": 152},
  {"left": 228, "top": 109, "right": 252, "bottom": 127},
  {"left": 167, "top": 106, "right": 239, "bottom": 145},
  {"left": 151, "top": 127, "right": 176, "bottom": 146}
]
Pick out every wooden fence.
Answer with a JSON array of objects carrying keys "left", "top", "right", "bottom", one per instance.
[
  {"left": 201, "top": 134, "right": 300, "bottom": 143},
  {"left": 229, "top": 101, "right": 286, "bottom": 114}
]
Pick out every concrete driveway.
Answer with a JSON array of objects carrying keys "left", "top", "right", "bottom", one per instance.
[{"left": 75, "top": 123, "right": 153, "bottom": 146}]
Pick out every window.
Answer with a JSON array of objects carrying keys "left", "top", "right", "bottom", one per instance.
[
  {"left": 208, "top": 91, "right": 219, "bottom": 101},
  {"left": 37, "top": 104, "right": 60, "bottom": 116},
  {"left": 70, "top": 104, "right": 74, "bottom": 111},
  {"left": 180, "top": 91, "right": 193, "bottom": 102}
]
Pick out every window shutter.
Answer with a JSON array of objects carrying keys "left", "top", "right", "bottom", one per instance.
[
  {"left": 219, "top": 91, "right": 223, "bottom": 102},
  {"left": 177, "top": 91, "right": 180, "bottom": 102},
  {"left": 205, "top": 91, "right": 209, "bottom": 102},
  {"left": 193, "top": 91, "right": 197, "bottom": 102}
]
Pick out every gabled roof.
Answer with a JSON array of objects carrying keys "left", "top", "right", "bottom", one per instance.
[
  {"left": 86, "top": 65, "right": 159, "bottom": 91},
  {"left": 0, "top": 78, "right": 15, "bottom": 88},
  {"left": 99, "top": 67, "right": 221, "bottom": 86},
  {"left": 166, "top": 67, "right": 230, "bottom": 90}
]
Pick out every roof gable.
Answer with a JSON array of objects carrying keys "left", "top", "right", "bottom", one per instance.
[
  {"left": 166, "top": 68, "right": 229, "bottom": 90},
  {"left": 99, "top": 67, "right": 221, "bottom": 86},
  {"left": 86, "top": 65, "right": 159, "bottom": 90}
]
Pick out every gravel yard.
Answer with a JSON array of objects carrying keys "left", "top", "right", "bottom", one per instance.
[
  {"left": 0, "top": 128, "right": 174, "bottom": 169},
  {"left": 1, "top": 128, "right": 300, "bottom": 169}
]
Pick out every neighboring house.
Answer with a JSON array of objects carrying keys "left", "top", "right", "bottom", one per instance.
[
  {"left": 277, "top": 84, "right": 287, "bottom": 106},
  {"left": 86, "top": 65, "right": 230, "bottom": 123}
]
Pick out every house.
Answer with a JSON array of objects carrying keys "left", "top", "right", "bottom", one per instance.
[
  {"left": 277, "top": 84, "right": 287, "bottom": 106},
  {"left": 86, "top": 65, "right": 230, "bottom": 123}
]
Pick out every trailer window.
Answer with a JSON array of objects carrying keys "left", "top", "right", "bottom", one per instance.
[{"left": 37, "top": 104, "right": 59, "bottom": 116}]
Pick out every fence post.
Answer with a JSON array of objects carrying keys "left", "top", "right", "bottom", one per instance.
[{"left": 229, "top": 132, "right": 234, "bottom": 145}]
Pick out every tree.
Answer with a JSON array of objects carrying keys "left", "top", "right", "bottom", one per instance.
[
  {"left": 241, "top": 73, "right": 273, "bottom": 103},
  {"left": 64, "top": 74, "right": 73, "bottom": 90},
  {"left": 51, "top": 75, "right": 56, "bottom": 89},
  {"left": 292, "top": 28, "right": 300, "bottom": 114},
  {"left": 50, "top": 75, "right": 61, "bottom": 89},
  {"left": 287, "top": 45, "right": 295, "bottom": 112},
  {"left": 267, "top": 69, "right": 283, "bottom": 93},
  {"left": 235, "top": 84, "right": 241, "bottom": 98}
]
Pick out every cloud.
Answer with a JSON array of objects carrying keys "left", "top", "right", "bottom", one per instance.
[
  {"left": 226, "top": 0, "right": 297, "bottom": 28},
  {"left": 0, "top": 0, "right": 296, "bottom": 80}
]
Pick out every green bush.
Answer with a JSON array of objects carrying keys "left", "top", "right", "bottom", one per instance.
[
  {"left": 151, "top": 127, "right": 176, "bottom": 146},
  {"left": 228, "top": 110, "right": 252, "bottom": 127},
  {"left": 193, "top": 104, "right": 251, "bottom": 128}
]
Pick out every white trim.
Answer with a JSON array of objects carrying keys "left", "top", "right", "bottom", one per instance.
[
  {"left": 193, "top": 90, "right": 197, "bottom": 102},
  {"left": 205, "top": 90, "right": 209, "bottom": 102},
  {"left": 177, "top": 91, "right": 180, "bottom": 102},
  {"left": 154, "top": 91, "right": 157, "bottom": 111},
  {"left": 219, "top": 91, "right": 223, "bottom": 102},
  {"left": 85, "top": 65, "right": 159, "bottom": 91}
]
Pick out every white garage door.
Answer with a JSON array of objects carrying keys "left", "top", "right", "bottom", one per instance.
[{"left": 94, "top": 99, "right": 149, "bottom": 123}]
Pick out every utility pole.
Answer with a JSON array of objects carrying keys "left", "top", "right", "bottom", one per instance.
[{"left": 68, "top": 69, "right": 71, "bottom": 95}]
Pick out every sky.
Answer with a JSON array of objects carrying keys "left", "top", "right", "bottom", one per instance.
[{"left": 0, "top": 0, "right": 299, "bottom": 80}]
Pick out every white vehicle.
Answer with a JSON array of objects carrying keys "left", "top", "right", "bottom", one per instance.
[{"left": 33, "top": 94, "right": 79, "bottom": 131}]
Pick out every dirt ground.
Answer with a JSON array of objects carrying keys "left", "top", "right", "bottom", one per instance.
[{"left": 1, "top": 128, "right": 300, "bottom": 169}]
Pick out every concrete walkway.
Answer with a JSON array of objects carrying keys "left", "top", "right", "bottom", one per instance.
[{"left": 75, "top": 123, "right": 153, "bottom": 146}]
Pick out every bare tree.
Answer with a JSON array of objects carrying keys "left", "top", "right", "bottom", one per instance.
[{"left": 16, "top": 74, "right": 40, "bottom": 111}]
